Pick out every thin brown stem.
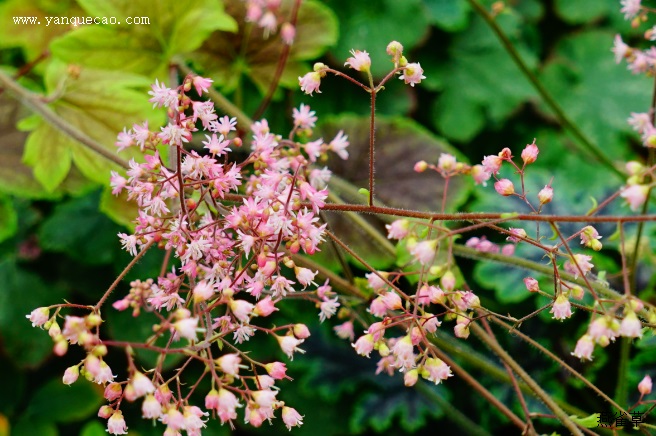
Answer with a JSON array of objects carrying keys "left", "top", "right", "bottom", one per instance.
[{"left": 95, "top": 240, "right": 155, "bottom": 311}]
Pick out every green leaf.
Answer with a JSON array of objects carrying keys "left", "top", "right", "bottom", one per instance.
[
  {"left": 0, "top": 357, "right": 25, "bottom": 415},
  {"left": 11, "top": 418, "right": 57, "bottom": 436},
  {"left": 429, "top": 13, "right": 538, "bottom": 142},
  {"left": 350, "top": 382, "right": 450, "bottom": 433},
  {"left": 0, "top": 195, "right": 18, "bottom": 243},
  {"left": 324, "top": 0, "right": 430, "bottom": 77},
  {"left": 474, "top": 259, "right": 531, "bottom": 304},
  {"left": 23, "top": 121, "right": 73, "bottom": 192},
  {"left": 0, "top": 93, "right": 89, "bottom": 199},
  {"left": 570, "top": 413, "right": 601, "bottom": 428},
  {"left": 23, "top": 378, "right": 103, "bottom": 423},
  {"left": 0, "top": 258, "right": 69, "bottom": 367},
  {"left": 538, "top": 30, "right": 652, "bottom": 159},
  {"left": 0, "top": 0, "right": 82, "bottom": 61},
  {"left": 21, "top": 60, "right": 159, "bottom": 192},
  {"left": 80, "top": 421, "right": 107, "bottom": 436},
  {"left": 424, "top": 0, "right": 470, "bottom": 31},
  {"left": 50, "top": 0, "right": 237, "bottom": 78},
  {"left": 37, "top": 190, "right": 124, "bottom": 264},
  {"left": 192, "top": 0, "right": 337, "bottom": 95},
  {"left": 554, "top": 0, "right": 613, "bottom": 24}
]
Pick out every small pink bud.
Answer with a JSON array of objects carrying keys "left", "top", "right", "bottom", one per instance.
[
  {"left": 441, "top": 270, "right": 456, "bottom": 292},
  {"left": 63, "top": 365, "right": 80, "bottom": 385},
  {"left": 104, "top": 382, "right": 123, "bottom": 401},
  {"left": 265, "top": 362, "right": 288, "bottom": 379},
  {"left": 98, "top": 405, "right": 114, "bottom": 419},
  {"left": 524, "top": 277, "right": 539, "bottom": 293},
  {"left": 494, "top": 178, "right": 515, "bottom": 196},
  {"left": 293, "top": 323, "right": 311, "bottom": 339},
  {"left": 521, "top": 140, "right": 539, "bottom": 164},
  {"left": 414, "top": 160, "right": 428, "bottom": 172},
  {"left": 639, "top": 375, "right": 652, "bottom": 396},
  {"left": 538, "top": 185, "right": 553, "bottom": 204},
  {"left": 280, "top": 22, "right": 295, "bottom": 45},
  {"left": 404, "top": 369, "right": 419, "bottom": 387}
]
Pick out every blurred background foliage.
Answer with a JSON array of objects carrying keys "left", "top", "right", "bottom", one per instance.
[{"left": 0, "top": 0, "right": 654, "bottom": 434}]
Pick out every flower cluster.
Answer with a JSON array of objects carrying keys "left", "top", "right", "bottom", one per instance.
[
  {"left": 29, "top": 73, "right": 354, "bottom": 434},
  {"left": 298, "top": 41, "right": 425, "bottom": 96},
  {"left": 243, "top": 0, "right": 296, "bottom": 43}
]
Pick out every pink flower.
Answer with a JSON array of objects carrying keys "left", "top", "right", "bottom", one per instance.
[
  {"left": 299, "top": 72, "right": 322, "bottom": 95},
  {"left": 173, "top": 317, "right": 199, "bottom": 340},
  {"left": 580, "top": 225, "right": 602, "bottom": 251},
  {"left": 385, "top": 219, "right": 410, "bottom": 239},
  {"left": 454, "top": 323, "right": 470, "bottom": 339},
  {"left": 471, "top": 165, "right": 492, "bottom": 186},
  {"left": 621, "top": 184, "right": 649, "bottom": 211},
  {"left": 571, "top": 334, "right": 594, "bottom": 361},
  {"left": 230, "top": 299, "right": 255, "bottom": 323},
  {"left": 437, "top": 153, "right": 456, "bottom": 173},
  {"left": 142, "top": 394, "right": 162, "bottom": 419},
  {"left": 282, "top": 406, "right": 304, "bottom": 430},
  {"left": 148, "top": 79, "right": 177, "bottom": 110},
  {"left": 381, "top": 291, "right": 402, "bottom": 310},
  {"left": 292, "top": 104, "right": 317, "bottom": 129},
  {"left": 254, "top": 297, "right": 278, "bottom": 317},
  {"left": 192, "top": 76, "right": 213, "bottom": 95},
  {"left": 106, "top": 410, "right": 128, "bottom": 435},
  {"left": 183, "top": 405, "right": 208, "bottom": 432},
  {"left": 319, "top": 297, "right": 340, "bottom": 322},
  {"left": 115, "top": 128, "right": 133, "bottom": 151},
  {"left": 109, "top": 171, "right": 127, "bottom": 196},
  {"left": 216, "top": 353, "right": 242, "bottom": 376},
  {"left": 410, "top": 239, "right": 438, "bottom": 265},
  {"left": 564, "top": 254, "right": 594, "bottom": 278},
  {"left": 352, "top": 334, "right": 375, "bottom": 357},
  {"left": 399, "top": 63, "right": 426, "bottom": 87},
  {"left": 277, "top": 335, "right": 305, "bottom": 360},
  {"left": 334, "top": 321, "right": 355, "bottom": 341},
  {"left": 620, "top": 0, "right": 642, "bottom": 19},
  {"left": 26, "top": 307, "right": 49, "bottom": 327},
  {"left": 366, "top": 271, "right": 389, "bottom": 291},
  {"left": 344, "top": 49, "right": 371, "bottom": 72},
  {"left": 202, "top": 133, "right": 231, "bottom": 156},
  {"left": 193, "top": 280, "right": 215, "bottom": 303},
  {"left": 639, "top": 375, "right": 652, "bottom": 396},
  {"left": 521, "top": 140, "right": 539, "bottom": 164},
  {"left": 551, "top": 294, "right": 572, "bottom": 320},
  {"left": 612, "top": 35, "right": 631, "bottom": 64},
  {"left": 281, "top": 22, "right": 296, "bottom": 45},
  {"left": 216, "top": 388, "right": 242, "bottom": 423},
  {"left": 538, "top": 184, "right": 553, "bottom": 204},
  {"left": 295, "top": 267, "right": 317, "bottom": 288},
  {"left": 494, "top": 178, "right": 515, "bottom": 196},
  {"left": 482, "top": 154, "right": 503, "bottom": 174},
  {"left": 422, "top": 358, "right": 453, "bottom": 384},
  {"left": 329, "top": 130, "right": 349, "bottom": 160},
  {"left": 619, "top": 311, "right": 642, "bottom": 338}
]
